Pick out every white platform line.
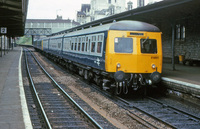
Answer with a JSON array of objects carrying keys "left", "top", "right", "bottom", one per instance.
[
  {"left": 19, "top": 47, "right": 33, "bottom": 129},
  {"left": 162, "top": 77, "right": 200, "bottom": 89}
]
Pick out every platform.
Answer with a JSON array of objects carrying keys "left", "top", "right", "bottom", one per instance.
[
  {"left": 162, "top": 63, "right": 200, "bottom": 96},
  {"left": 0, "top": 47, "right": 32, "bottom": 129}
]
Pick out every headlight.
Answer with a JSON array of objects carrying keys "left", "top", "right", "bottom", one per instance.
[{"left": 152, "top": 64, "right": 156, "bottom": 69}]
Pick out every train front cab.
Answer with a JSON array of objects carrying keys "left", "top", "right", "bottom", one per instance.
[{"left": 105, "top": 30, "right": 162, "bottom": 93}]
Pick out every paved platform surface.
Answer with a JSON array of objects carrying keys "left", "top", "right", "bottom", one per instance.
[
  {"left": 0, "top": 47, "right": 32, "bottom": 129},
  {"left": 162, "top": 63, "right": 200, "bottom": 86},
  {"left": 162, "top": 63, "right": 200, "bottom": 96}
]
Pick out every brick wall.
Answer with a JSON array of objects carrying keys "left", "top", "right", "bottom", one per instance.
[{"left": 160, "top": 18, "right": 200, "bottom": 61}]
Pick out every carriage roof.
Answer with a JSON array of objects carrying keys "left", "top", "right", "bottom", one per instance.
[{"left": 48, "top": 20, "right": 160, "bottom": 39}]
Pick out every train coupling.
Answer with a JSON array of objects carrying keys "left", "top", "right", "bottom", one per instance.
[{"left": 102, "top": 79, "right": 111, "bottom": 91}]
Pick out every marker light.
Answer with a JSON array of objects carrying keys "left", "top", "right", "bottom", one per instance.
[
  {"left": 152, "top": 64, "right": 156, "bottom": 69},
  {"left": 117, "top": 63, "right": 121, "bottom": 68}
]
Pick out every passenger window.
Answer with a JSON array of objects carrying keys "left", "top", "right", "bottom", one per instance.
[
  {"left": 78, "top": 43, "right": 81, "bottom": 51},
  {"left": 78, "top": 37, "right": 81, "bottom": 51},
  {"left": 75, "top": 38, "right": 77, "bottom": 43},
  {"left": 98, "top": 35, "right": 103, "bottom": 41},
  {"left": 114, "top": 38, "right": 133, "bottom": 53},
  {"left": 82, "top": 37, "right": 85, "bottom": 42},
  {"left": 85, "top": 43, "right": 88, "bottom": 52},
  {"left": 91, "top": 42, "right": 95, "bottom": 52},
  {"left": 82, "top": 37, "right": 85, "bottom": 51},
  {"left": 140, "top": 38, "right": 157, "bottom": 54},
  {"left": 85, "top": 37, "right": 88, "bottom": 52},
  {"left": 92, "top": 36, "right": 96, "bottom": 41},
  {"left": 71, "top": 38, "right": 74, "bottom": 51},
  {"left": 97, "top": 42, "right": 102, "bottom": 53},
  {"left": 58, "top": 43, "right": 61, "bottom": 49},
  {"left": 82, "top": 43, "right": 85, "bottom": 51},
  {"left": 70, "top": 42, "right": 73, "bottom": 50},
  {"left": 74, "top": 43, "right": 77, "bottom": 51}
]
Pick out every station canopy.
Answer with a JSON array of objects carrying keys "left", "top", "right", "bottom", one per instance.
[{"left": 0, "top": 0, "right": 28, "bottom": 36}]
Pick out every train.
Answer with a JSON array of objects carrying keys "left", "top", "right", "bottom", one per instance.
[{"left": 33, "top": 20, "right": 162, "bottom": 95}]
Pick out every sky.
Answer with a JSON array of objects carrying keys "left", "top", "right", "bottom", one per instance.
[
  {"left": 27, "top": 0, "right": 91, "bottom": 20},
  {"left": 27, "top": 0, "right": 160, "bottom": 20}
]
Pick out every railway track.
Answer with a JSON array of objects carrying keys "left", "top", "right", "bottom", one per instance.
[
  {"left": 85, "top": 84, "right": 165, "bottom": 129},
  {"left": 63, "top": 67, "right": 200, "bottom": 129},
  {"left": 32, "top": 49, "right": 163, "bottom": 128},
  {"left": 85, "top": 80, "right": 200, "bottom": 129},
  {"left": 118, "top": 96, "right": 200, "bottom": 129},
  {"left": 29, "top": 49, "right": 200, "bottom": 129},
  {"left": 87, "top": 78, "right": 200, "bottom": 129},
  {"left": 23, "top": 48, "right": 113, "bottom": 129}
]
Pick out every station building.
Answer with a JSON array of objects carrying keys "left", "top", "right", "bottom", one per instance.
[
  {"left": 25, "top": 16, "right": 80, "bottom": 34},
  {"left": 77, "top": 0, "right": 127, "bottom": 24},
  {"left": 77, "top": 0, "right": 161, "bottom": 24}
]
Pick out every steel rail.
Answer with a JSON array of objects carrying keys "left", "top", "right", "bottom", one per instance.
[
  {"left": 91, "top": 84, "right": 161, "bottom": 129},
  {"left": 28, "top": 49, "right": 103, "bottom": 129},
  {"left": 24, "top": 49, "right": 52, "bottom": 129},
  {"left": 148, "top": 97, "right": 200, "bottom": 121},
  {"left": 116, "top": 96, "right": 176, "bottom": 129}
]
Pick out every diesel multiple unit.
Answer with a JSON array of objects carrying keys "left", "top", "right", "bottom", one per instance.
[{"left": 33, "top": 20, "right": 162, "bottom": 95}]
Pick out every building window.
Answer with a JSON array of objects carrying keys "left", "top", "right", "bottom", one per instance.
[
  {"left": 181, "top": 26, "right": 185, "bottom": 39},
  {"left": 45, "top": 23, "right": 51, "bottom": 28},
  {"left": 176, "top": 24, "right": 185, "bottom": 40},
  {"left": 32, "top": 23, "right": 37, "bottom": 28},
  {"left": 111, "top": 8, "right": 114, "bottom": 14},
  {"left": 110, "top": 6, "right": 115, "bottom": 15},
  {"left": 59, "top": 23, "right": 64, "bottom": 27},
  {"left": 138, "top": 0, "right": 144, "bottom": 7},
  {"left": 128, "top": 4, "right": 132, "bottom": 10},
  {"left": 108, "top": 0, "right": 111, "bottom": 4},
  {"left": 52, "top": 23, "right": 58, "bottom": 27}
]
